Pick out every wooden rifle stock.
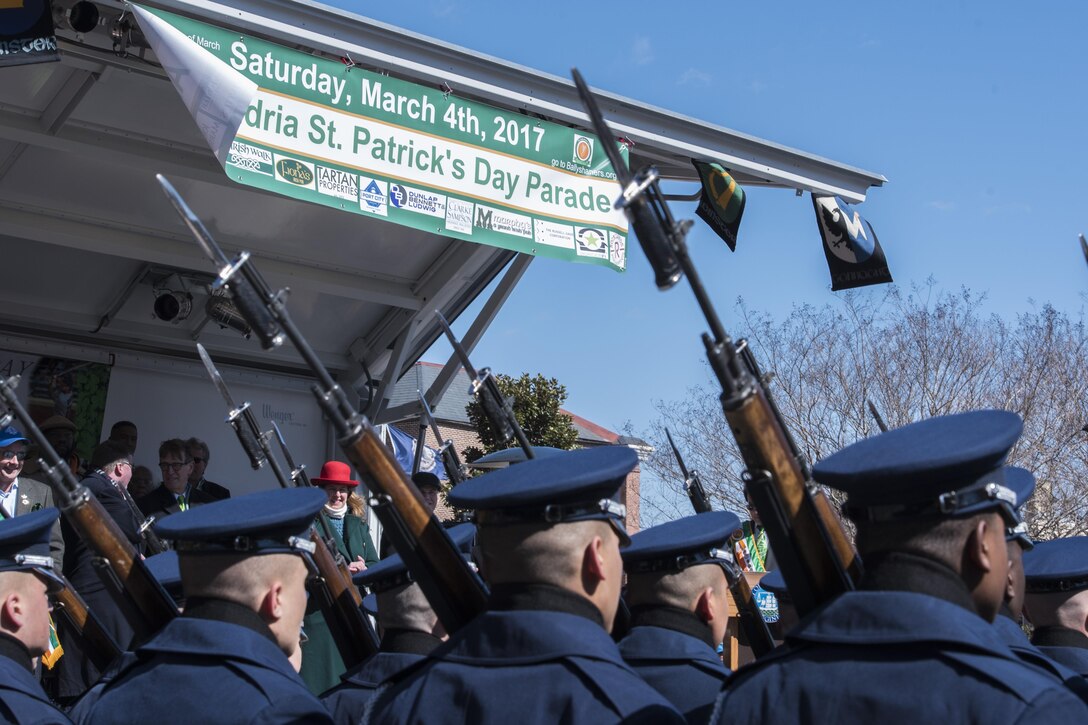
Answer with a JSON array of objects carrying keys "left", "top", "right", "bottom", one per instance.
[
  {"left": 337, "top": 419, "right": 488, "bottom": 632},
  {"left": 61, "top": 494, "right": 180, "bottom": 639},
  {"left": 720, "top": 380, "right": 857, "bottom": 615},
  {"left": 53, "top": 581, "right": 122, "bottom": 672},
  {"left": 570, "top": 70, "right": 860, "bottom": 622},
  {"left": 308, "top": 532, "right": 378, "bottom": 662}
]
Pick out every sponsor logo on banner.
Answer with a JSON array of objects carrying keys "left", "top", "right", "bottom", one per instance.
[
  {"left": 389, "top": 183, "right": 446, "bottom": 218},
  {"left": 533, "top": 219, "right": 574, "bottom": 249},
  {"left": 359, "top": 177, "right": 388, "bottom": 216},
  {"left": 227, "top": 141, "right": 273, "bottom": 175},
  {"left": 573, "top": 134, "right": 594, "bottom": 165},
  {"left": 445, "top": 198, "right": 474, "bottom": 235},
  {"left": 475, "top": 204, "right": 532, "bottom": 239},
  {"left": 609, "top": 232, "right": 626, "bottom": 269},
  {"left": 274, "top": 155, "right": 315, "bottom": 189},
  {"left": 574, "top": 227, "right": 608, "bottom": 258},
  {"left": 316, "top": 166, "right": 358, "bottom": 202}
]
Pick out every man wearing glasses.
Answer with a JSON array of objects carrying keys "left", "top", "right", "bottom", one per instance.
[
  {"left": 136, "top": 439, "right": 214, "bottom": 523},
  {"left": 0, "top": 426, "right": 63, "bottom": 570}
]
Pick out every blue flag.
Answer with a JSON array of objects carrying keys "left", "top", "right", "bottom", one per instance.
[{"left": 384, "top": 424, "right": 447, "bottom": 481}]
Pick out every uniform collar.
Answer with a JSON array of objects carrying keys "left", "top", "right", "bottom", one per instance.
[
  {"left": 628, "top": 605, "right": 715, "bottom": 649},
  {"left": 488, "top": 582, "right": 604, "bottom": 628},
  {"left": 183, "top": 597, "right": 278, "bottom": 646},
  {"left": 0, "top": 632, "right": 33, "bottom": 673},
  {"left": 860, "top": 550, "right": 977, "bottom": 614},
  {"left": 380, "top": 629, "right": 443, "bottom": 655},
  {"left": 1032, "top": 626, "right": 1088, "bottom": 651}
]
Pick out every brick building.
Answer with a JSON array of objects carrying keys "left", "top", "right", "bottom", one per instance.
[{"left": 388, "top": 362, "right": 651, "bottom": 533}]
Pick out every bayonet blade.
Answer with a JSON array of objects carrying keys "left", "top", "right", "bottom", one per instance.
[
  {"left": 157, "top": 175, "right": 232, "bottom": 270},
  {"left": 664, "top": 427, "right": 691, "bottom": 480},
  {"left": 197, "top": 343, "right": 241, "bottom": 413}
]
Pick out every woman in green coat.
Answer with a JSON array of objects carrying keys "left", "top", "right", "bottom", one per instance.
[{"left": 299, "top": 460, "right": 379, "bottom": 694}]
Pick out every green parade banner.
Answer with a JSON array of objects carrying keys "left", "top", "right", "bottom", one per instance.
[{"left": 133, "top": 5, "right": 629, "bottom": 272}]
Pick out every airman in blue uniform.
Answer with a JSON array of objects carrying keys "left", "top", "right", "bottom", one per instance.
[
  {"left": 713, "top": 410, "right": 1088, "bottom": 722},
  {"left": 1024, "top": 536, "right": 1088, "bottom": 679},
  {"left": 992, "top": 469, "right": 1088, "bottom": 702},
  {"left": 364, "top": 445, "right": 684, "bottom": 725},
  {"left": 0, "top": 508, "right": 71, "bottom": 724},
  {"left": 320, "top": 523, "right": 476, "bottom": 724},
  {"left": 618, "top": 511, "right": 738, "bottom": 723},
  {"left": 73, "top": 487, "right": 334, "bottom": 724}
]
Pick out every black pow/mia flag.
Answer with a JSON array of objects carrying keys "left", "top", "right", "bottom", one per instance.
[
  {"left": 0, "top": 0, "right": 59, "bottom": 68},
  {"left": 812, "top": 194, "right": 893, "bottom": 291}
]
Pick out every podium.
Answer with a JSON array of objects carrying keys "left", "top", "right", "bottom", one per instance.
[{"left": 723, "top": 571, "right": 784, "bottom": 669}]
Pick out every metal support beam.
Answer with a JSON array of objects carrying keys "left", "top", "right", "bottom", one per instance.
[
  {"left": 378, "top": 252, "right": 533, "bottom": 423},
  {"left": 39, "top": 69, "right": 99, "bottom": 135},
  {"left": 367, "top": 325, "right": 412, "bottom": 421}
]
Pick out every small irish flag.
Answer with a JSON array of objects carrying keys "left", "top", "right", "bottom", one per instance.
[{"left": 40, "top": 615, "right": 63, "bottom": 669}]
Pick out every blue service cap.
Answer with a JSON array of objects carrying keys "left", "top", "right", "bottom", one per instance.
[
  {"left": 758, "top": 569, "right": 787, "bottom": 597},
  {"left": 449, "top": 446, "right": 633, "bottom": 542},
  {"left": 469, "top": 446, "right": 565, "bottom": 470},
  {"left": 154, "top": 487, "right": 326, "bottom": 557},
  {"left": 144, "top": 550, "right": 183, "bottom": 600},
  {"left": 0, "top": 508, "right": 62, "bottom": 588},
  {"left": 814, "top": 410, "right": 1023, "bottom": 524},
  {"left": 354, "top": 523, "right": 477, "bottom": 593},
  {"left": 0, "top": 426, "right": 28, "bottom": 449},
  {"left": 622, "top": 511, "right": 741, "bottom": 579},
  {"left": 1004, "top": 466, "right": 1035, "bottom": 550},
  {"left": 1023, "top": 536, "right": 1088, "bottom": 593}
]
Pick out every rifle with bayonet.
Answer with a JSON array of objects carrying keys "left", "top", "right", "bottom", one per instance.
[
  {"left": 117, "top": 479, "right": 168, "bottom": 555},
  {"left": 0, "top": 379, "right": 178, "bottom": 641},
  {"left": 196, "top": 343, "right": 378, "bottom": 665},
  {"left": 664, "top": 428, "right": 775, "bottom": 656},
  {"left": 418, "top": 392, "right": 465, "bottom": 486},
  {"left": 53, "top": 577, "right": 123, "bottom": 672},
  {"left": 162, "top": 176, "right": 488, "bottom": 635},
  {"left": 436, "top": 312, "right": 534, "bottom": 460},
  {"left": 572, "top": 68, "right": 861, "bottom": 618},
  {"left": 665, "top": 428, "right": 712, "bottom": 514}
]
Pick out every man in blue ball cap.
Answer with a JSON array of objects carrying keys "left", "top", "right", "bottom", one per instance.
[
  {"left": 321, "top": 523, "right": 476, "bottom": 724},
  {"left": 618, "top": 511, "right": 739, "bottom": 723},
  {"left": 72, "top": 487, "right": 334, "bottom": 724},
  {"left": 1024, "top": 536, "right": 1088, "bottom": 679},
  {"left": 714, "top": 410, "right": 1088, "bottom": 722},
  {"left": 365, "top": 445, "right": 684, "bottom": 724},
  {"left": 0, "top": 508, "right": 70, "bottom": 723}
]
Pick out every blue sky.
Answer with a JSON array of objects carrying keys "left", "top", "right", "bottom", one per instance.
[{"left": 326, "top": 1, "right": 1088, "bottom": 443}]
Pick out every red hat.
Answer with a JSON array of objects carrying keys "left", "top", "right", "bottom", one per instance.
[{"left": 312, "top": 460, "right": 359, "bottom": 488}]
